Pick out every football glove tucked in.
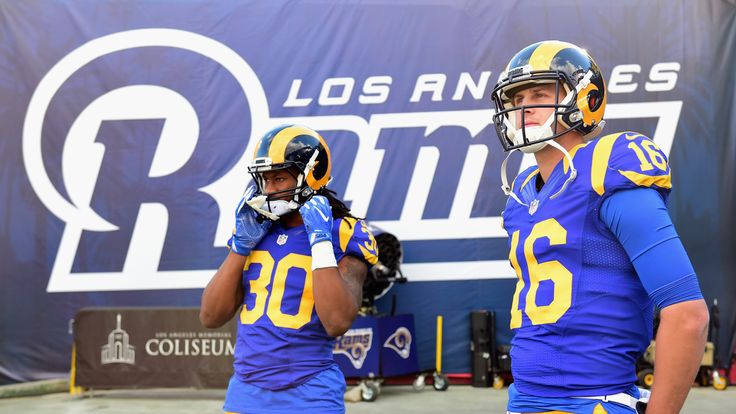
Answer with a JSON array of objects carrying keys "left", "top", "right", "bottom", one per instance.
[
  {"left": 299, "top": 195, "right": 333, "bottom": 247},
  {"left": 228, "top": 186, "right": 272, "bottom": 256}
]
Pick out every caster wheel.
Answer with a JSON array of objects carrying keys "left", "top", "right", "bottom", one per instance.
[
  {"left": 361, "top": 382, "right": 379, "bottom": 402},
  {"left": 492, "top": 375, "right": 504, "bottom": 390},
  {"left": 412, "top": 374, "right": 426, "bottom": 391},
  {"left": 637, "top": 368, "right": 654, "bottom": 389},
  {"left": 713, "top": 371, "right": 729, "bottom": 391},
  {"left": 432, "top": 372, "right": 449, "bottom": 391}
]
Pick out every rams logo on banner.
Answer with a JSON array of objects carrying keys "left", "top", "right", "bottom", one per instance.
[
  {"left": 383, "top": 326, "right": 412, "bottom": 359},
  {"left": 333, "top": 328, "right": 373, "bottom": 369}
]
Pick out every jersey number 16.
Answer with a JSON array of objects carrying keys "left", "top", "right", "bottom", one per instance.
[{"left": 509, "top": 218, "right": 573, "bottom": 329}]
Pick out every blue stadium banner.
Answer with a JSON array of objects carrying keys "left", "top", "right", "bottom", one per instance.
[{"left": 1, "top": 1, "right": 735, "bottom": 383}]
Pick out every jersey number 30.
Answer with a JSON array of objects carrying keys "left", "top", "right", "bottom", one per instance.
[
  {"left": 509, "top": 218, "right": 572, "bottom": 329},
  {"left": 239, "top": 251, "right": 313, "bottom": 330}
]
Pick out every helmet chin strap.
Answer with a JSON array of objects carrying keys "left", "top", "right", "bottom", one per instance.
[
  {"left": 546, "top": 139, "right": 577, "bottom": 200},
  {"left": 499, "top": 111, "right": 559, "bottom": 206},
  {"left": 500, "top": 139, "right": 577, "bottom": 205},
  {"left": 500, "top": 148, "right": 529, "bottom": 208},
  {"left": 304, "top": 150, "right": 319, "bottom": 177}
]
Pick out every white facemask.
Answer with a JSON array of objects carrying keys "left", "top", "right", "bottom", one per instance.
[
  {"left": 501, "top": 86, "right": 577, "bottom": 154},
  {"left": 246, "top": 149, "right": 322, "bottom": 221},
  {"left": 246, "top": 195, "right": 300, "bottom": 221}
]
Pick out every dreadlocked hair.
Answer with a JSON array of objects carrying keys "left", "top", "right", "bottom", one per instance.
[{"left": 317, "top": 187, "right": 361, "bottom": 227}]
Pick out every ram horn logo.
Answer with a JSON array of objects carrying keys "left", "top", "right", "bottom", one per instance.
[
  {"left": 333, "top": 328, "right": 373, "bottom": 369},
  {"left": 383, "top": 326, "right": 412, "bottom": 359}
]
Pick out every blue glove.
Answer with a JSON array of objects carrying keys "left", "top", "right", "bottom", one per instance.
[
  {"left": 227, "top": 186, "right": 272, "bottom": 256},
  {"left": 299, "top": 195, "right": 333, "bottom": 247}
]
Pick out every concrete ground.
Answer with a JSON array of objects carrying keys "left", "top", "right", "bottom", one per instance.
[{"left": 0, "top": 383, "right": 734, "bottom": 413}]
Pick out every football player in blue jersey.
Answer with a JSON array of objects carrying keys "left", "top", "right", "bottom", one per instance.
[
  {"left": 492, "top": 41, "right": 709, "bottom": 414},
  {"left": 200, "top": 125, "right": 378, "bottom": 414}
]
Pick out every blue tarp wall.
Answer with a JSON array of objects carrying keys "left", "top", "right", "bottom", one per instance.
[{"left": 2, "top": 0, "right": 735, "bottom": 383}]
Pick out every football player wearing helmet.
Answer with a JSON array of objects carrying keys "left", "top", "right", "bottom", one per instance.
[
  {"left": 200, "top": 125, "right": 378, "bottom": 414},
  {"left": 493, "top": 41, "right": 708, "bottom": 414}
]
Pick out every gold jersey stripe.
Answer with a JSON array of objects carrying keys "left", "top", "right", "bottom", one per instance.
[
  {"left": 339, "top": 217, "right": 358, "bottom": 253},
  {"left": 591, "top": 133, "right": 624, "bottom": 195},
  {"left": 593, "top": 403, "right": 609, "bottom": 414},
  {"left": 563, "top": 142, "right": 589, "bottom": 174},
  {"left": 619, "top": 169, "right": 672, "bottom": 189},
  {"left": 528, "top": 40, "right": 569, "bottom": 71},
  {"left": 358, "top": 220, "right": 379, "bottom": 265},
  {"left": 520, "top": 169, "right": 540, "bottom": 192},
  {"left": 358, "top": 243, "right": 379, "bottom": 265}
]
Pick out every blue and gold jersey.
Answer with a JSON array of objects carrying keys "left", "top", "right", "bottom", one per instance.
[
  {"left": 502, "top": 132, "right": 671, "bottom": 397},
  {"left": 233, "top": 217, "right": 378, "bottom": 390}
]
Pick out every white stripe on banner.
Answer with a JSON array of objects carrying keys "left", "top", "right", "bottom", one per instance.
[{"left": 401, "top": 260, "right": 515, "bottom": 282}]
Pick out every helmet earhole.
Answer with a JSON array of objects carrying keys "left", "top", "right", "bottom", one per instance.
[{"left": 588, "top": 90, "right": 602, "bottom": 111}]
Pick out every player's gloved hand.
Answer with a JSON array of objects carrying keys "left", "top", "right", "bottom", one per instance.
[
  {"left": 227, "top": 186, "right": 272, "bottom": 256},
  {"left": 299, "top": 195, "right": 333, "bottom": 246},
  {"left": 300, "top": 195, "right": 337, "bottom": 270}
]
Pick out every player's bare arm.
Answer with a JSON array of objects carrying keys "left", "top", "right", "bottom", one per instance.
[
  {"left": 199, "top": 251, "right": 246, "bottom": 328},
  {"left": 200, "top": 185, "right": 271, "bottom": 329},
  {"left": 313, "top": 255, "right": 367, "bottom": 336},
  {"left": 338, "top": 254, "right": 368, "bottom": 308},
  {"left": 646, "top": 299, "right": 709, "bottom": 414}
]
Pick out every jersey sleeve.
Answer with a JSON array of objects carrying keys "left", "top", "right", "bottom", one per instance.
[
  {"left": 600, "top": 188, "right": 703, "bottom": 308},
  {"left": 331, "top": 217, "right": 379, "bottom": 268},
  {"left": 590, "top": 132, "right": 672, "bottom": 202}
]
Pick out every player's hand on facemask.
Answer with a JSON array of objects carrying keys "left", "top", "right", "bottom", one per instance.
[
  {"left": 299, "top": 195, "right": 333, "bottom": 247},
  {"left": 227, "top": 186, "right": 272, "bottom": 256}
]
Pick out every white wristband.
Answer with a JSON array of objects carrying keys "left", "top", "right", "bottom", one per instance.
[{"left": 311, "top": 240, "right": 337, "bottom": 270}]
